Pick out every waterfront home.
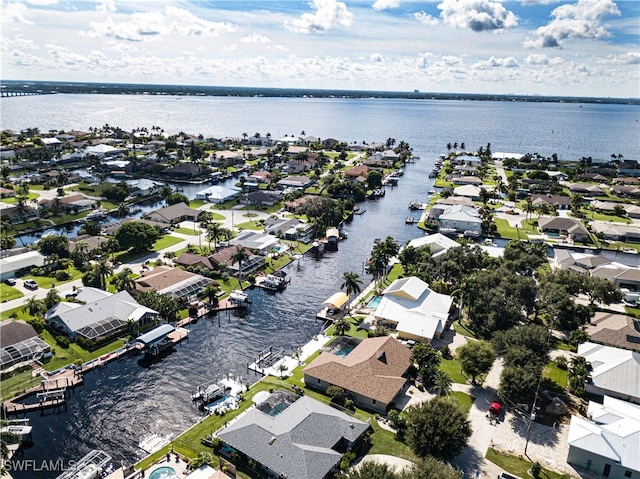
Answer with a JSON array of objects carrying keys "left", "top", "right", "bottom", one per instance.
[
  {"left": 452, "top": 184, "right": 484, "bottom": 201},
  {"left": 374, "top": 276, "right": 454, "bottom": 343},
  {"left": 209, "top": 245, "right": 264, "bottom": 276},
  {"left": 264, "top": 217, "right": 314, "bottom": 243},
  {"left": 283, "top": 195, "right": 314, "bottom": 213},
  {"left": 85, "top": 144, "right": 122, "bottom": 158},
  {"left": 567, "top": 396, "right": 640, "bottom": 478},
  {"left": 611, "top": 185, "right": 640, "bottom": 198},
  {"left": 247, "top": 171, "right": 271, "bottom": 184},
  {"left": 163, "top": 163, "right": 210, "bottom": 179},
  {"left": 428, "top": 204, "right": 482, "bottom": 235},
  {"left": 407, "top": 233, "right": 461, "bottom": 258},
  {"left": 277, "top": 175, "right": 313, "bottom": 189},
  {"left": 303, "top": 336, "right": 412, "bottom": 413},
  {"left": 344, "top": 165, "right": 370, "bottom": 178},
  {"left": 217, "top": 391, "right": 369, "bottom": 479},
  {"left": 450, "top": 175, "right": 483, "bottom": 186},
  {"left": 364, "top": 151, "right": 394, "bottom": 167},
  {"left": 134, "top": 266, "right": 213, "bottom": 301},
  {"left": 577, "top": 342, "right": 640, "bottom": 404},
  {"left": 194, "top": 185, "right": 241, "bottom": 203},
  {"left": 40, "top": 193, "right": 95, "bottom": 214},
  {"left": 551, "top": 248, "right": 640, "bottom": 290},
  {"left": 538, "top": 217, "right": 590, "bottom": 242},
  {"left": 228, "top": 230, "right": 279, "bottom": 255},
  {"left": 435, "top": 196, "right": 474, "bottom": 207},
  {"left": 0, "top": 249, "right": 45, "bottom": 281},
  {"left": 175, "top": 252, "right": 217, "bottom": 271},
  {"left": 240, "top": 190, "right": 279, "bottom": 208},
  {"left": 590, "top": 222, "right": 640, "bottom": 243},
  {"left": 0, "top": 321, "right": 51, "bottom": 372},
  {"left": 567, "top": 182, "right": 605, "bottom": 196},
  {"left": 145, "top": 202, "right": 206, "bottom": 224},
  {"left": 45, "top": 290, "right": 158, "bottom": 342}
]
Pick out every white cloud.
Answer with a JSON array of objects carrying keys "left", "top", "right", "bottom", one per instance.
[
  {"left": 520, "top": 0, "right": 557, "bottom": 5},
  {"left": 96, "top": 0, "right": 116, "bottom": 13},
  {"left": 1, "top": 2, "right": 33, "bottom": 24},
  {"left": 241, "top": 33, "right": 271, "bottom": 44},
  {"left": 472, "top": 55, "right": 519, "bottom": 69},
  {"left": 414, "top": 11, "right": 439, "bottom": 26},
  {"left": 524, "top": 0, "right": 621, "bottom": 48},
  {"left": 370, "top": 52, "right": 384, "bottom": 62},
  {"left": 85, "top": 6, "right": 238, "bottom": 42},
  {"left": 373, "top": 0, "right": 400, "bottom": 11},
  {"left": 437, "top": 0, "right": 518, "bottom": 32},
  {"left": 285, "top": 0, "right": 352, "bottom": 34},
  {"left": 600, "top": 51, "right": 640, "bottom": 65},
  {"left": 525, "top": 53, "right": 549, "bottom": 65},
  {"left": 25, "top": 0, "right": 57, "bottom": 5}
]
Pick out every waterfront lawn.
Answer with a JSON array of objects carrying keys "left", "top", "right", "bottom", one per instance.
[
  {"left": 153, "top": 235, "right": 185, "bottom": 250},
  {"left": 486, "top": 448, "right": 571, "bottom": 479},
  {"left": 324, "top": 316, "right": 369, "bottom": 339},
  {"left": 173, "top": 227, "right": 200, "bottom": 236},
  {"left": 189, "top": 199, "right": 207, "bottom": 208},
  {"left": 0, "top": 369, "right": 41, "bottom": 401},
  {"left": 439, "top": 358, "right": 468, "bottom": 384},
  {"left": 0, "top": 283, "right": 23, "bottom": 302},
  {"left": 39, "top": 329, "right": 127, "bottom": 371}
]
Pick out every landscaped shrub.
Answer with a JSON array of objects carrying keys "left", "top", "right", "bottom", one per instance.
[
  {"left": 55, "top": 270, "right": 71, "bottom": 281},
  {"left": 339, "top": 451, "right": 356, "bottom": 471},
  {"left": 55, "top": 335, "right": 70, "bottom": 348}
]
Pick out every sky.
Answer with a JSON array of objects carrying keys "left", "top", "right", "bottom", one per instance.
[{"left": 1, "top": 0, "right": 639, "bottom": 98}]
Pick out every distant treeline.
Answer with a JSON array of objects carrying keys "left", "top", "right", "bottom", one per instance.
[{"left": 1, "top": 80, "right": 638, "bottom": 105}]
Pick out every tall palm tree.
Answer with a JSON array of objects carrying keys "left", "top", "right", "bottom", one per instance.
[
  {"left": 201, "top": 283, "right": 220, "bottom": 308},
  {"left": 103, "top": 237, "right": 120, "bottom": 262},
  {"left": 116, "top": 202, "right": 130, "bottom": 218},
  {"left": 206, "top": 222, "right": 224, "bottom": 251},
  {"left": 568, "top": 356, "right": 592, "bottom": 395},
  {"left": 333, "top": 316, "right": 351, "bottom": 336},
  {"left": 72, "top": 241, "right": 90, "bottom": 270},
  {"left": 433, "top": 370, "right": 452, "bottom": 396},
  {"left": 231, "top": 247, "right": 249, "bottom": 284},
  {"left": 340, "top": 271, "right": 362, "bottom": 312},
  {"left": 93, "top": 258, "right": 114, "bottom": 290},
  {"left": 451, "top": 275, "right": 475, "bottom": 320},
  {"left": 113, "top": 268, "right": 135, "bottom": 292}
]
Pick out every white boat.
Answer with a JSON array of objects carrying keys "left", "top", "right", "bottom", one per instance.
[
  {"left": 138, "top": 433, "right": 172, "bottom": 454},
  {"left": 85, "top": 208, "right": 107, "bottom": 220},
  {"left": 229, "top": 290, "right": 251, "bottom": 304}
]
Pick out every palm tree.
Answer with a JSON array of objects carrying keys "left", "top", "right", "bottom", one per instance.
[
  {"left": 116, "top": 202, "right": 130, "bottom": 218},
  {"left": 113, "top": 268, "right": 135, "bottom": 292},
  {"left": 451, "top": 275, "right": 475, "bottom": 320},
  {"left": 568, "top": 356, "right": 592, "bottom": 395},
  {"left": 433, "top": 370, "right": 452, "bottom": 396},
  {"left": 23, "top": 296, "right": 46, "bottom": 317},
  {"left": 333, "top": 316, "right": 351, "bottom": 336},
  {"left": 206, "top": 222, "right": 224, "bottom": 251},
  {"left": 340, "top": 271, "right": 362, "bottom": 312},
  {"left": 93, "top": 258, "right": 114, "bottom": 290},
  {"left": 103, "top": 237, "right": 120, "bottom": 262},
  {"left": 231, "top": 247, "right": 250, "bottom": 284},
  {"left": 72, "top": 241, "right": 90, "bottom": 270},
  {"left": 43, "top": 288, "right": 61, "bottom": 310},
  {"left": 201, "top": 282, "right": 220, "bottom": 308}
]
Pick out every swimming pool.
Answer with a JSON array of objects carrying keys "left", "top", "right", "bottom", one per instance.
[
  {"left": 367, "top": 295, "right": 382, "bottom": 309},
  {"left": 149, "top": 466, "right": 177, "bottom": 479},
  {"left": 333, "top": 347, "right": 354, "bottom": 358}
]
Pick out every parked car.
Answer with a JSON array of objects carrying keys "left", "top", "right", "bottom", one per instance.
[
  {"left": 23, "top": 279, "right": 39, "bottom": 290},
  {"left": 4, "top": 278, "right": 17, "bottom": 286}
]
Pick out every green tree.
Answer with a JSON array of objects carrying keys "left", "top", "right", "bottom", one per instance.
[
  {"left": 405, "top": 396, "right": 472, "bottom": 461},
  {"left": 115, "top": 221, "right": 159, "bottom": 252},
  {"left": 411, "top": 343, "right": 441, "bottom": 386},
  {"left": 231, "top": 247, "right": 250, "bottom": 284},
  {"left": 43, "top": 288, "right": 61, "bottom": 310},
  {"left": 499, "top": 364, "right": 541, "bottom": 405},
  {"left": 432, "top": 370, "right": 452, "bottom": 396},
  {"left": 38, "top": 234, "right": 70, "bottom": 257},
  {"left": 348, "top": 461, "right": 397, "bottom": 479},
  {"left": 333, "top": 316, "right": 351, "bottom": 336},
  {"left": 568, "top": 356, "right": 592, "bottom": 395},
  {"left": 23, "top": 296, "right": 46, "bottom": 317},
  {"left": 201, "top": 282, "right": 220, "bottom": 307},
  {"left": 112, "top": 268, "right": 135, "bottom": 292},
  {"left": 166, "top": 192, "right": 189, "bottom": 206},
  {"left": 399, "top": 457, "right": 463, "bottom": 479},
  {"left": 366, "top": 170, "right": 383, "bottom": 189},
  {"left": 569, "top": 329, "right": 590, "bottom": 347},
  {"left": 340, "top": 271, "right": 362, "bottom": 311},
  {"left": 457, "top": 340, "right": 495, "bottom": 385},
  {"left": 92, "top": 258, "right": 114, "bottom": 290}
]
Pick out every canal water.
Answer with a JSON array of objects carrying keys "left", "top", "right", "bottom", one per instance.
[{"left": 2, "top": 94, "right": 638, "bottom": 478}]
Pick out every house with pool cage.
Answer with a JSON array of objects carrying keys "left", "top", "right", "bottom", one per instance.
[{"left": 217, "top": 389, "right": 369, "bottom": 479}]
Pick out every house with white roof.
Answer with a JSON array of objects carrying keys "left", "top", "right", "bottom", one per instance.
[
  {"left": 567, "top": 396, "right": 640, "bottom": 477},
  {"left": 194, "top": 185, "right": 241, "bottom": 203},
  {"left": 578, "top": 342, "right": 640, "bottom": 404},
  {"left": 85, "top": 144, "right": 122, "bottom": 158},
  {"left": 0, "top": 250, "right": 45, "bottom": 281},
  {"left": 228, "top": 230, "right": 279, "bottom": 255},
  {"left": 407, "top": 233, "right": 461, "bottom": 258},
  {"left": 45, "top": 290, "right": 158, "bottom": 341},
  {"left": 429, "top": 204, "right": 482, "bottom": 235},
  {"left": 374, "top": 276, "right": 453, "bottom": 343}
]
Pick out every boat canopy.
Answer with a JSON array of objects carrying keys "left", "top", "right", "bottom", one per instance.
[
  {"left": 134, "top": 324, "right": 175, "bottom": 347},
  {"left": 323, "top": 292, "right": 349, "bottom": 308}
]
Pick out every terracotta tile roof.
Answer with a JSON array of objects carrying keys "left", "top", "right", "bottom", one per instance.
[
  {"left": 134, "top": 266, "right": 197, "bottom": 292},
  {"left": 303, "top": 336, "right": 411, "bottom": 405}
]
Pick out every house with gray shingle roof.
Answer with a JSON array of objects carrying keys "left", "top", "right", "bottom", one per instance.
[{"left": 217, "top": 392, "right": 369, "bottom": 479}]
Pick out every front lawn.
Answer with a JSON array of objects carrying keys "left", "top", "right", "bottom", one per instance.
[
  {"left": 235, "top": 221, "right": 263, "bottom": 231},
  {"left": 173, "top": 227, "right": 201, "bottom": 236},
  {"left": 494, "top": 218, "right": 530, "bottom": 240},
  {"left": 542, "top": 361, "right": 567, "bottom": 392},
  {"left": 486, "top": 448, "right": 571, "bottom": 479},
  {"left": 22, "top": 267, "right": 84, "bottom": 288},
  {"left": 153, "top": 235, "right": 185, "bottom": 250},
  {"left": 439, "top": 358, "right": 468, "bottom": 384},
  {"left": 449, "top": 391, "right": 475, "bottom": 413},
  {"left": 0, "top": 284, "right": 23, "bottom": 302}
]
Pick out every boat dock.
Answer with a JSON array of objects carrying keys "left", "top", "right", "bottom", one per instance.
[
  {"left": 254, "top": 274, "right": 290, "bottom": 292},
  {"left": 2, "top": 372, "right": 82, "bottom": 416},
  {"left": 247, "top": 346, "right": 285, "bottom": 376}
]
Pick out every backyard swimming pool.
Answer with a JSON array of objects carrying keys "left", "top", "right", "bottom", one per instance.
[
  {"left": 367, "top": 295, "right": 382, "bottom": 309},
  {"left": 149, "top": 466, "right": 177, "bottom": 479}
]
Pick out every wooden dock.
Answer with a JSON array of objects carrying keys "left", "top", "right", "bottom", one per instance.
[
  {"left": 247, "top": 346, "right": 285, "bottom": 376},
  {"left": 2, "top": 370, "right": 82, "bottom": 416}
]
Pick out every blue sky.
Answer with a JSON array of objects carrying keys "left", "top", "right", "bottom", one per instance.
[{"left": 1, "top": 0, "right": 638, "bottom": 98}]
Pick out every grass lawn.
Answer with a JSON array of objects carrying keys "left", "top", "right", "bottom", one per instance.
[
  {"left": 1, "top": 192, "right": 40, "bottom": 203},
  {"left": 0, "top": 305, "right": 32, "bottom": 321},
  {"left": 486, "top": 448, "right": 572, "bottom": 479},
  {"left": 153, "top": 235, "right": 185, "bottom": 250},
  {"left": 39, "top": 329, "right": 127, "bottom": 372},
  {"left": 22, "top": 267, "right": 84, "bottom": 288},
  {"left": 201, "top": 210, "right": 226, "bottom": 221},
  {"left": 324, "top": 316, "right": 369, "bottom": 339},
  {"left": 439, "top": 358, "right": 468, "bottom": 384},
  {"left": 189, "top": 199, "right": 207, "bottom": 208},
  {"left": 452, "top": 319, "right": 479, "bottom": 339},
  {"left": 173, "top": 227, "right": 201, "bottom": 236},
  {"left": 449, "top": 391, "right": 475, "bottom": 413},
  {"left": 0, "top": 369, "right": 41, "bottom": 401},
  {"left": 583, "top": 211, "right": 631, "bottom": 224},
  {"left": 542, "top": 362, "right": 567, "bottom": 393},
  {"left": 494, "top": 218, "right": 530, "bottom": 240},
  {"left": 624, "top": 306, "right": 640, "bottom": 318},
  {"left": 0, "top": 284, "right": 23, "bottom": 302},
  {"left": 235, "top": 221, "right": 263, "bottom": 230}
]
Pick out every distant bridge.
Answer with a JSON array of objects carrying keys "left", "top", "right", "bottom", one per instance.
[{"left": 0, "top": 90, "right": 57, "bottom": 98}]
